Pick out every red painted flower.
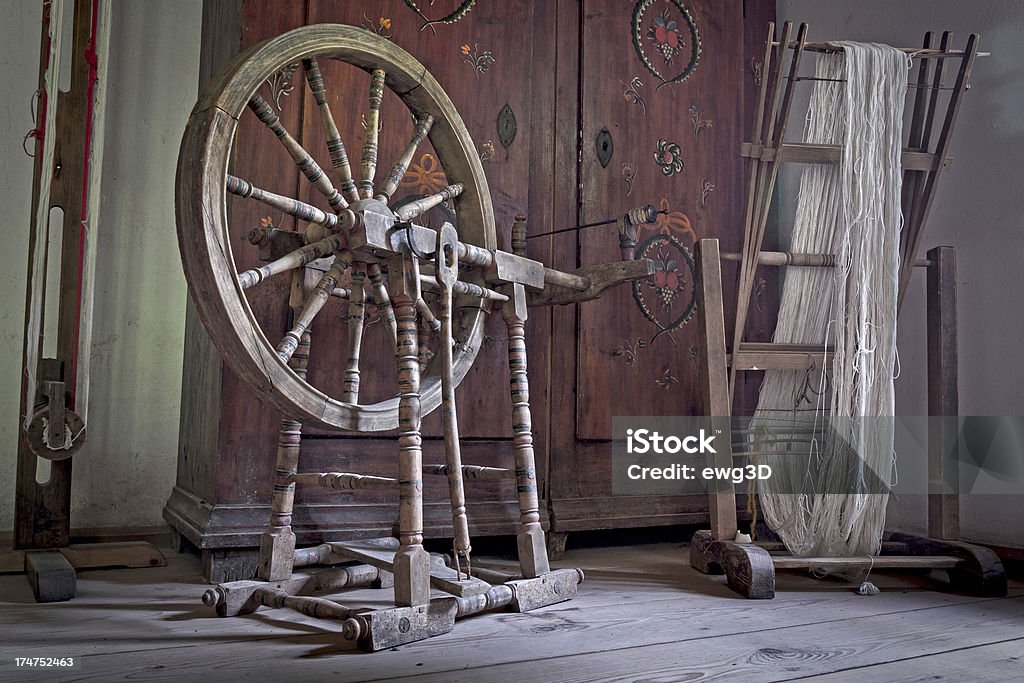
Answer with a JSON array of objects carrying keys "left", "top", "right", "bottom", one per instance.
[{"left": 649, "top": 9, "right": 683, "bottom": 63}]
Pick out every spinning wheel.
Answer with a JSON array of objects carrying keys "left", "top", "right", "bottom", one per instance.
[
  {"left": 177, "top": 24, "right": 656, "bottom": 650},
  {"left": 176, "top": 24, "right": 493, "bottom": 432}
]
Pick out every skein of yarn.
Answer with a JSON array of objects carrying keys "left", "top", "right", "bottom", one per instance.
[{"left": 753, "top": 43, "right": 909, "bottom": 561}]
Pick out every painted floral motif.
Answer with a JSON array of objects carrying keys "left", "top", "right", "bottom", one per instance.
[
  {"left": 655, "top": 366, "right": 680, "bottom": 390},
  {"left": 461, "top": 42, "right": 495, "bottom": 78},
  {"left": 689, "top": 104, "right": 712, "bottom": 138},
  {"left": 401, "top": 153, "right": 447, "bottom": 195},
  {"left": 649, "top": 8, "right": 684, "bottom": 63},
  {"left": 632, "top": 232, "right": 697, "bottom": 343},
  {"left": 622, "top": 76, "right": 647, "bottom": 115},
  {"left": 622, "top": 162, "right": 637, "bottom": 196},
  {"left": 611, "top": 337, "right": 648, "bottom": 373},
  {"left": 649, "top": 243, "right": 686, "bottom": 308},
  {"left": 264, "top": 62, "right": 299, "bottom": 111},
  {"left": 701, "top": 177, "right": 715, "bottom": 207},
  {"left": 654, "top": 138, "right": 684, "bottom": 176},
  {"left": 478, "top": 140, "right": 496, "bottom": 162},
  {"left": 361, "top": 15, "right": 393, "bottom": 39},
  {"left": 631, "top": 0, "right": 702, "bottom": 90}
]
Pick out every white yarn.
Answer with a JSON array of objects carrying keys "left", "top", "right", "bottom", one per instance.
[
  {"left": 23, "top": 0, "right": 68, "bottom": 430},
  {"left": 754, "top": 43, "right": 908, "bottom": 559}
]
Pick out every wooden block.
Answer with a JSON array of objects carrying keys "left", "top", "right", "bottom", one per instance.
[
  {"left": 889, "top": 532, "right": 1007, "bottom": 597},
  {"left": 689, "top": 530, "right": 775, "bottom": 599},
  {"left": 24, "top": 550, "right": 76, "bottom": 603}
]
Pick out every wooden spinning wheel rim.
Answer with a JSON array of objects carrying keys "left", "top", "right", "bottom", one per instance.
[{"left": 176, "top": 24, "right": 496, "bottom": 432}]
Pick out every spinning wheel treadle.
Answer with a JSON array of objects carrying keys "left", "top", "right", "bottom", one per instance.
[{"left": 177, "top": 24, "right": 652, "bottom": 650}]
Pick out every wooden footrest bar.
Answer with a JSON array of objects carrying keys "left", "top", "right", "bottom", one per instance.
[{"left": 422, "top": 464, "right": 513, "bottom": 479}]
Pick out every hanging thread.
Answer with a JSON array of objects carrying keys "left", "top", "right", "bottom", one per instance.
[{"left": 753, "top": 42, "right": 908, "bottom": 562}]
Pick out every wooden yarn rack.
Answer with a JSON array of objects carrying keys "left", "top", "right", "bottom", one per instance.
[{"left": 688, "top": 22, "right": 1006, "bottom": 599}]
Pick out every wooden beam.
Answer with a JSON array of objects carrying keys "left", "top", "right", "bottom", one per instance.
[
  {"left": 741, "top": 142, "right": 953, "bottom": 170},
  {"left": 927, "top": 246, "right": 959, "bottom": 540},
  {"left": 695, "top": 241, "right": 737, "bottom": 541}
]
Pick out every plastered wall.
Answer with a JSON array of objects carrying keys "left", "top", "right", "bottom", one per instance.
[{"left": 0, "top": 0, "right": 201, "bottom": 534}]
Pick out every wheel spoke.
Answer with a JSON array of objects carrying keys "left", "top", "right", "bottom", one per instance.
[
  {"left": 275, "top": 258, "right": 350, "bottom": 363},
  {"left": 376, "top": 114, "right": 434, "bottom": 204},
  {"left": 394, "top": 183, "right": 464, "bottom": 222},
  {"left": 237, "top": 235, "right": 347, "bottom": 290},
  {"left": 227, "top": 174, "right": 340, "bottom": 231},
  {"left": 359, "top": 68, "right": 386, "bottom": 199},
  {"left": 248, "top": 92, "right": 348, "bottom": 212},
  {"left": 302, "top": 57, "right": 360, "bottom": 204},
  {"left": 341, "top": 263, "right": 367, "bottom": 404},
  {"left": 366, "top": 263, "right": 399, "bottom": 347}
]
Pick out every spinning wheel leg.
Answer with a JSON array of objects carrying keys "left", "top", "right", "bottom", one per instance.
[
  {"left": 258, "top": 332, "right": 310, "bottom": 582},
  {"left": 390, "top": 255, "right": 431, "bottom": 607},
  {"left": 503, "top": 285, "right": 550, "bottom": 578}
]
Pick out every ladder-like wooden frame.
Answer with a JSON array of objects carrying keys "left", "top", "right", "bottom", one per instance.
[{"left": 688, "top": 22, "right": 1005, "bottom": 599}]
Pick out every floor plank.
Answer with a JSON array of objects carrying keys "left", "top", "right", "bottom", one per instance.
[
  {"left": 0, "top": 542, "right": 1020, "bottom": 682},
  {"left": 799, "top": 637, "right": 1024, "bottom": 682}
]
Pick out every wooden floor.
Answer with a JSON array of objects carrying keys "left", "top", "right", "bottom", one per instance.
[{"left": 0, "top": 541, "right": 1021, "bottom": 682}]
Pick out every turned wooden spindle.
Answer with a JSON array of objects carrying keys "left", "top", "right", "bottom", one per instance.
[
  {"left": 253, "top": 587, "right": 357, "bottom": 620},
  {"left": 418, "top": 274, "right": 509, "bottom": 303},
  {"left": 390, "top": 253, "right": 431, "bottom": 607},
  {"left": 511, "top": 213, "right": 528, "bottom": 257},
  {"left": 292, "top": 472, "right": 398, "bottom": 491},
  {"left": 276, "top": 257, "right": 349, "bottom": 363},
  {"left": 248, "top": 93, "right": 347, "bottom": 212},
  {"left": 394, "top": 183, "right": 464, "bottom": 222},
  {"left": 503, "top": 284, "right": 550, "bottom": 579},
  {"left": 341, "top": 263, "right": 367, "bottom": 404},
  {"left": 302, "top": 57, "right": 360, "bottom": 204},
  {"left": 257, "top": 331, "right": 310, "bottom": 581},
  {"left": 377, "top": 114, "right": 434, "bottom": 203},
  {"left": 237, "top": 235, "right": 346, "bottom": 290},
  {"left": 437, "top": 226, "right": 472, "bottom": 571},
  {"left": 227, "top": 175, "right": 341, "bottom": 231},
  {"left": 359, "top": 68, "right": 387, "bottom": 199},
  {"left": 365, "top": 263, "right": 398, "bottom": 347}
]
